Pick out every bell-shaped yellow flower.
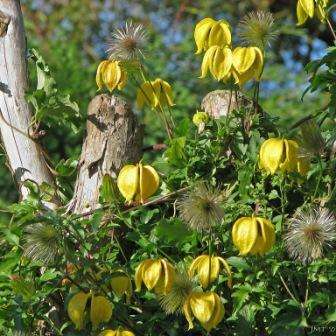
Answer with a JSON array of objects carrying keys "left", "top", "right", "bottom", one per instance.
[
  {"left": 297, "top": 0, "right": 328, "bottom": 25},
  {"left": 96, "top": 60, "right": 127, "bottom": 92},
  {"left": 189, "top": 255, "right": 232, "bottom": 288},
  {"left": 232, "top": 46, "right": 264, "bottom": 86},
  {"left": 99, "top": 328, "right": 135, "bottom": 336},
  {"left": 110, "top": 271, "right": 132, "bottom": 300},
  {"left": 194, "top": 18, "right": 231, "bottom": 54},
  {"left": 259, "top": 138, "right": 310, "bottom": 175},
  {"left": 67, "top": 292, "right": 90, "bottom": 330},
  {"left": 90, "top": 295, "right": 113, "bottom": 329},
  {"left": 232, "top": 216, "right": 275, "bottom": 256},
  {"left": 135, "top": 258, "right": 175, "bottom": 294},
  {"left": 67, "top": 292, "right": 113, "bottom": 330},
  {"left": 117, "top": 162, "right": 160, "bottom": 204},
  {"left": 136, "top": 78, "right": 174, "bottom": 109},
  {"left": 200, "top": 46, "right": 233, "bottom": 81},
  {"left": 183, "top": 291, "right": 224, "bottom": 332}
]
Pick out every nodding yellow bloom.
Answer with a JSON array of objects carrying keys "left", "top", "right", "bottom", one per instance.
[
  {"left": 67, "top": 292, "right": 113, "bottom": 330},
  {"left": 135, "top": 258, "right": 175, "bottom": 294},
  {"left": 189, "top": 255, "right": 232, "bottom": 288},
  {"left": 192, "top": 111, "right": 209, "bottom": 127},
  {"left": 136, "top": 78, "right": 174, "bottom": 109},
  {"left": 99, "top": 328, "right": 135, "bottom": 336},
  {"left": 232, "top": 46, "right": 264, "bottom": 86},
  {"left": 200, "top": 46, "right": 233, "bottom": 81},
  {"left": 194, "top": 18, "right": 231, "bottom": 54},
  {"left": 232, "top": 216, "right": 275, "bottom": 256},
  {"left": 297, "top": 0, "right": 329, "bottom": 25},
  {"left": 259, "top": 138, "right": 310, "bottom": 175},
  {"left": 183, "top": 291, "right": 224, "bottom": 332},
  {"left": 110, "top": 271, "right": 132, "bottom": 301},
  {"left": 117, "top": 162, "right": 160, "bottom": 204},
  {"left": 96, "top": 60, "right": 127, "bottom": 92}
]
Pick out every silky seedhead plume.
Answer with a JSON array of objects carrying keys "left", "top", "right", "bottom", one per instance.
[
  {"left": 238, "top": 11, "right": 278, "bottom": 49},
  {"left": 107, "top": 21, "right": 148, "bottom": 61},
  {"left": 284, "top": 207, "right": 336, "bottom": 264},
  {"left": 178, "top": 182, "right": 224, "bottom": 232}
]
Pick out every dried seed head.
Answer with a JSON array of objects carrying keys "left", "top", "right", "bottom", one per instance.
[
  {"left": 284, "top": 207, "right": 336, "bottom": 264},
  {"left": 238, "top": 11, "right": 278, "bottom": 49},
  {"left": 107, "top": 21, "right": 148, "bottom": 61},
  {"left": 178, "top": 182, "right": 224, "bottom": 232},
  {"left": 158, "top": 269, "right": 198, "bottom": 315},
  {"left": 23, "top": 223, "right": 60, "bottom": 265}
]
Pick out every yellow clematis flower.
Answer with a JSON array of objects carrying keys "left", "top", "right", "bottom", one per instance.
[
  {"left": 232, "top": 216, "right": 275, "bottom": 256},
  {"left": 192, "top": 111, "right": 209, "bottom": 127},
  {"left": 200, "top": 46, "right": 234, "bottom": 81},
  {"left": 67, "top": 291, "right": 113, "bottom": 330},
  {"left": 232, "top": 46, "right": 264, "bottom": 86},
  {"left": 136, "top": 78, "right": 174, "bottom": 109},
  {"left": 135, "top": 258, "right": 175, "bottom": 294},
  {"left": 183, "top": 291, "right": 224, "bottom": 332},
  {"left": 110, "top": 270, "right": 133, "bottom": 301},
  {"left": 194, "top": 18, "right": 231, "bottom": 54},
  {"left": 99, "top": 328, "right": 135, "bottom": 336},
  {"left": 189, "top": 255, "right": 232, "bottom": 288},
  {"left": 259, "top": 138, "right": 310, "bottom": 175},
  {"left": 96, "top": 60, "right": 127, "bottom": 92},
  {"left": 297, "top": 0, "right": 329, "bottom": 25},
  {"left": 117, "top": 162, "right": 160, "bottom": 204}
]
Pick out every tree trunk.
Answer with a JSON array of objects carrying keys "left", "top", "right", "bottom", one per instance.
[
  {"left": 0, "top": 0, "right": 56, "bottom": 202},
  {"left": 70, "top": 94, "right": 143, "bottom": 214}
]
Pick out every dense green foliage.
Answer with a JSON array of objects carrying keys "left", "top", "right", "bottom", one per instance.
[{"left": 1, "top": 1, "right": 336, "bottom": 335}]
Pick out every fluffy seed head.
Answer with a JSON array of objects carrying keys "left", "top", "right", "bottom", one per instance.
[
  {"left": 158, "top": 270, "right": 198, "bottom": 315},
  {"left": 284, "top": 207, "right": 336, "bottom": 264},
  {"left": 178, "top": 182, "right": 224, "bottom": 232},
  {"left": 107, "top": 21, "right": 148, "bottom": 61},
  {"left": 238, "top": 11, "right": 278, "bottom": 49},
  {"left": 23, "top": 223, "right": 60, "bottom": 265}
]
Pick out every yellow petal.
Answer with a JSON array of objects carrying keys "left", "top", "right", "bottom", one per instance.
[
  {"left": 202, "top": 293, "right": 224, "bottom": 332},
  {"left": 200, "top": 46, "right": 216, "bottom": 78},
  {"left": 232, "top": 217, "right": 258, "bottom": 255},
  {"left": 259, "top": 138, "right": 285, "bottom": 174},
  {"left": 257, "top": 218, "right": 275, "bottom": 254},
  {"left": 161, "top": 259, "right": 175, "bottom": 294},
  {"left": 135, "top": 260, "right": 151, "bottom": 292},
  {"left": 96, "top": 61, "right": 109, "bottom": 90},
  {"left": 104, "top": 61, "right": 121, "bottom": 92},
  {"left": 67, "top": 291, "right": 89, "bottom": 330},
  {"left": 99, "top": 330, "right": 117, "bottom": 336},
  {"left": 90, "top": 295, "right": 113, "bottom": 328},
  {"left": 183, "top": 297, "right": 194, "bottom": 330},
  {"left": 136, "top": 82, "right": 156, "bottom": 109},
  {"left": 120, "top": 331, "right": 135, "bottom": 336},
  {"left": 280, "top": 140, "right": 298, "bottom": 173},
  {"left": 297, "top": 0, "right": 309, "bottom": 25},
  {"left": 190, "top": 292, "right": 216, "bottom": 324},
  {"left": 218, "top": 256, "right": 232, "bottom": 288},
  {"left": 117, "top": 165, "right": 139, "bottom": 202},
  {"left": 139, "top": 163, "right": 160, "bottom": 203},
  {"left": 194, "top": 18, "right": 215, "bottom": 54},
  {"left": 189, "top": 255, "right": 206, "bottom": 277},
  {"left": 161, "top": 80, "right": 175, "bottom": 107},
  {"left": 233, "top": 47, "right": 256, "bottom": 74},
  {"left": 219, "top": 20, "right": 232, "bottom": 45},
  {"left": 299, "top": 0, "right": 315, "bottom": 17},
  {"left": 253, "top": 47, "right": 264, "bottom": 80},
  {"left": 198, "top": 256, "right": 220, "bottom": 288},
  {"left": 111, "top": 274, "right": 132, "bottom": 297},
  {"left": 208, "top": 22, "right": 223, "bottom": 48},
  {"left": 142, "top": 259, "right": 162, "bottom": 290}
]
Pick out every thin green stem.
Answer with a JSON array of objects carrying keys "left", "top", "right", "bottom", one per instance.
[
  {"left": 279, "top": 174, "right": 286, "bottom": 231},
  {"left": 326, "top": 18, "right": 336, "bottom": 42},
  {"left": 313, "top": 157, "right": 324, "bottom": 200}
]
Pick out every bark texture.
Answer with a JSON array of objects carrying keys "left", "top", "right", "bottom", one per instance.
[
  {"left": 70, "top": 94, "right": 143, "bottom": 214},
  {"left": 0, "top": 0, "right": 55, "bottom": 200},
  {"left": 201, "top": 90, "right": 253, "bottom": 118}
]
